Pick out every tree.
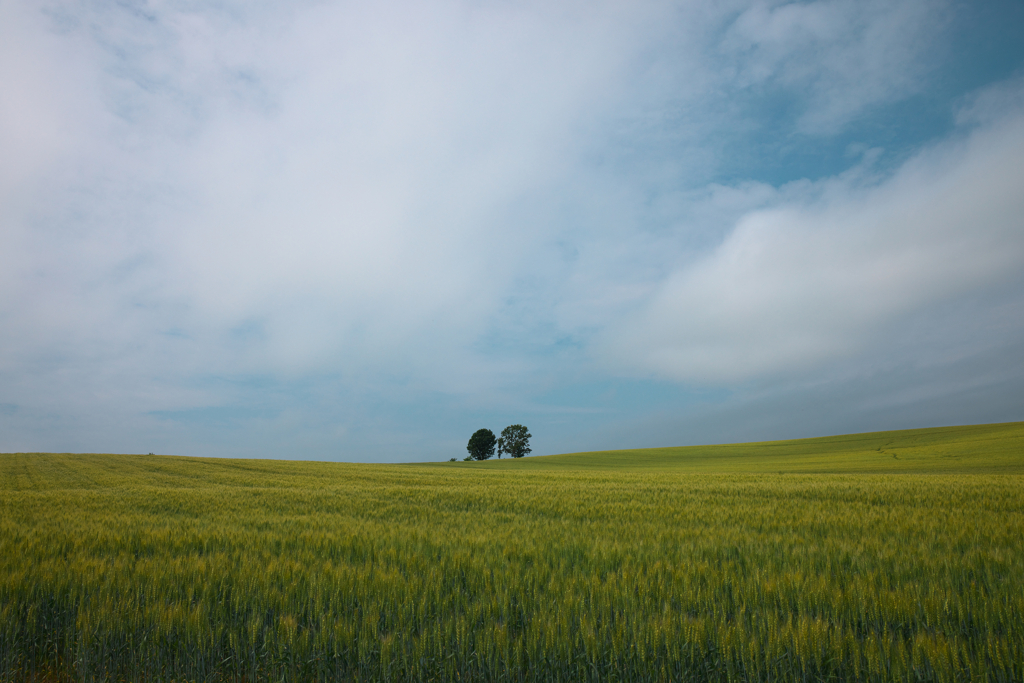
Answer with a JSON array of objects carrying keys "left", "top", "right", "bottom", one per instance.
[
  {"left": 498, "top": 424, "right": 532, "bottom": 459},
  {"left": 467, "top": 428, "right": 496, "bottom": 461}
]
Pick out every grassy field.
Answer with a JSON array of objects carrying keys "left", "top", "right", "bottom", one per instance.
[
  {"left": 465, "top": 421, "right": 1024, "bottom": 473},
  {"left": 1, "top": 422, "right": 1022, "bottom": 682}
]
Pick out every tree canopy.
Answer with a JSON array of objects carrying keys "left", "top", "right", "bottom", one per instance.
[
  {"left": 466, "top": 428, "right": 497, "bottom": 461},
  {"left": 498, "top": 424, "right": 532, "bottom": 459}
]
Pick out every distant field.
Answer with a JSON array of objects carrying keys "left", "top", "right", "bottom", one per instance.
[
  {"left": 463, "top": 421, "right": 1024, "bottom": 473},
  {"left": 1, "top": 422, "right": 1022, "bottom": 682}
]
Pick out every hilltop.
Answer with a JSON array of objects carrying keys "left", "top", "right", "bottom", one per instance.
[{"left": 454, "top": 421, "right": 1024, "bottom": 473}]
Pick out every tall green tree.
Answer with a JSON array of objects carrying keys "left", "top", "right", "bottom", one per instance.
[
  {"left": 498, "top": 424, "right": 532, "bottom": 459},
  {"left": 466, "top": 428, "right": 496, "bottom": 461}
]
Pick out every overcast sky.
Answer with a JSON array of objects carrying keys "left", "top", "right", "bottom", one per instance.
[{"left": 2, "top": 0, "right": 1023, "bottom": 461}]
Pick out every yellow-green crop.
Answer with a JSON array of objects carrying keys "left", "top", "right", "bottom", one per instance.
[{"left": 2, "top": 422, "right": 1022, "bottom": 681}]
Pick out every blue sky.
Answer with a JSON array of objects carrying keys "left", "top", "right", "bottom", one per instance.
[{"left": 2, "top": 0, "right": 1023, "bottom": 461}]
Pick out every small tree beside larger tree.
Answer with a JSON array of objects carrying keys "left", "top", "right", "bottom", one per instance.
[
  {"left": 467, "top": 428, "right": 497, "bottom": 461},
  {"left": 498, "top": 424, "right": 532, "bottom": 459}
]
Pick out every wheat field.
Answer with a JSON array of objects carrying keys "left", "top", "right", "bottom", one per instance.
[{"left": 2, "top": 422, "right": 1022, "bottom": 681}]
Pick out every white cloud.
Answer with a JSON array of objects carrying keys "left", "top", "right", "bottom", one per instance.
[
  {"left": 720, "top": 0, "right": 946, "bottom": 133},
  {"left": 0, "top": 0, "right": 675, "bottom": 402},
  {"left": 0, "top": 3, "right": 102, "bottom": 193},
  {"left": 601, "top": 102, "right": 1024, "bottom": 383},
  {"left": 152, "top": 0, "right": 667, "bottom": 380}
]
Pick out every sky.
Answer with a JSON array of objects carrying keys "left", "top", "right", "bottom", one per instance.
[{"left": 2, "top": 0, "right": 1023, "bottom": 462}]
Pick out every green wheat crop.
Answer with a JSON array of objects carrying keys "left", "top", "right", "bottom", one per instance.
[{"left": 1, "top": 422, "right": 1022, "bottom": 681}]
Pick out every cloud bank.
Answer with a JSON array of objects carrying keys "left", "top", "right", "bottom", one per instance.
[{"left": 604, "top": 105, "right": 1024, "bottom": 383}]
